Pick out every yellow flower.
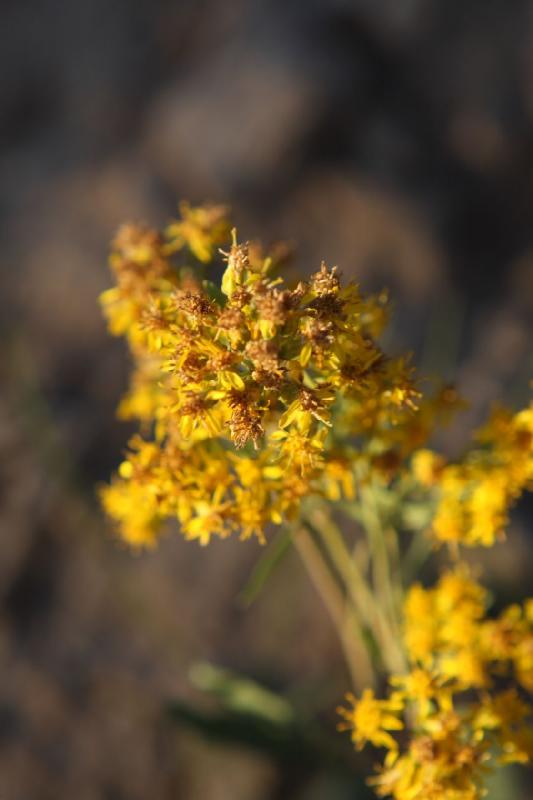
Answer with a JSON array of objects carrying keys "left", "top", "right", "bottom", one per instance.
[
  {"left": 390, "top": 669, "right": 452, "bottom": 718},
  {"left": 99, "top": 480, "right": 162, "bottom": 548},
  {"left": 412, "top": 449, "right": 445, "bottom": 487},
  {"left": 165, "top": 202, "right": 230, "bottom": 262},
  {"left": 337, "top": 689, "right": 404, "bottom": 751},
  {"left": 431, "top": 403, "right": 533, "bottom": 549},
  {"left": 270, "top": 427, "right": 327, "bottom": 477},
  {"left": 404, "top": 584, "right": 437, "bottom": 664}
]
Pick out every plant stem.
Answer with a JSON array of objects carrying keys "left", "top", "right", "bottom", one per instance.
[
  {"left": 310, "top": 509, "right": 377, "bottom": 628},
  {"left": 309, "top": 506, "right": 403, "bottom": 675},
  {"left": 402, "top": 528, "right": 433, "bottom": 586},
  {"left": 292, "top": 525, "right": 374, "bottom": 690},
  {"left": 358, "top": 487, "right": 407, "bottom": 673}
]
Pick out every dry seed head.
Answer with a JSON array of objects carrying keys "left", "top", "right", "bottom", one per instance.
[
  {"left": 310, "top": 261, "right": 340, "bottom": 295},
  {"left": 173, "top": 288, "right": 214, "bottom": 318}
]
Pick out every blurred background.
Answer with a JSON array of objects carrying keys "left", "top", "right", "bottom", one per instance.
[{"left": 1, "top": 1, "right": 533, "bottom": 798}]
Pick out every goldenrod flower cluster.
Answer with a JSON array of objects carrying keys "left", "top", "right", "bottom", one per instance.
[
  {"left": 100, "top": 202, "right": 532, "bottom": 799},
  {"left": 99, "top": 203, "right": 418, "bottom": 546},
  {"left": 338, "top": 567, "right": 533, "bottom": 799},
  {"left": 418, "top": 405, "right": 533, "bottom": 548}
]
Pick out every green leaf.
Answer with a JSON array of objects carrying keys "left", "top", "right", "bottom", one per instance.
[
  {"left": 189, "top": 661, "right": 294, "bottom": 725},
  {"left": 240, "top": 527, "right": 292, "bottom": 606}
]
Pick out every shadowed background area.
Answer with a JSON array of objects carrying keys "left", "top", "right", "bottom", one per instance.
[{"left": 1, "top": 2, "right": 532, "bottom": 798}]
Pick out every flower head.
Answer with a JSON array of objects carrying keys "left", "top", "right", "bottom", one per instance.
[{"left": 100, "top": 204, "right": 419, "bottom": 546}]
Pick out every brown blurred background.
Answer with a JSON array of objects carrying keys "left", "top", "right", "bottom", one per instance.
[{"left": 1, "top": 2, "right": 533, "bottom": 798}]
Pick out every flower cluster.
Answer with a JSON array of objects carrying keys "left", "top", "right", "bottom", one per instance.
[
  {"left": 100, "top": 201, "right": 532, "bottom": 800},
  {"left": 338, "top": 567, "right": 533, "bottom": 800},
  {"left": 99, "top": 204, "right": 418, "bottom": 546},
  {"left": 423, "top": 405, "right": 533, "bottom": 548}
]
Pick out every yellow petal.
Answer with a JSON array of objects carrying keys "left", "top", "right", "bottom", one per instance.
[
  {"left": 118, "top": 461, "right": 133, "bottom": 479},
  {"left": 220, "top": 371, "right": 245, "bottom": 390},
  {"left": 299, "top": 342, "right": 312, "bottom": 367}
]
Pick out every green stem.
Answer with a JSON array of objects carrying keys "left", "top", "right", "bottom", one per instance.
[
  {"left": 402, "top": 529, "right": 433, "bottom": 587},
  {"left": 385, "top": 524, "right": 404, "bottom": 612},
  {"left": 311, "top": 509, "right": 375, "bottom": 626},
  {"left": 357, "top": 487, "right": 407, "bottom": 673},
  {"left": 293, "top": 525, "right": 375, "bottom": 691},
  {"left": 307, "top": 506, "right": 402, "bottom": 675}
]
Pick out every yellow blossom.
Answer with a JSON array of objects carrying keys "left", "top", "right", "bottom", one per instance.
[
  {"left": 337, "top": 689, "right": 404, "bottom": 751},
  {"left": 430, "top": 403, "right": 533, "bottom": 549}
]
